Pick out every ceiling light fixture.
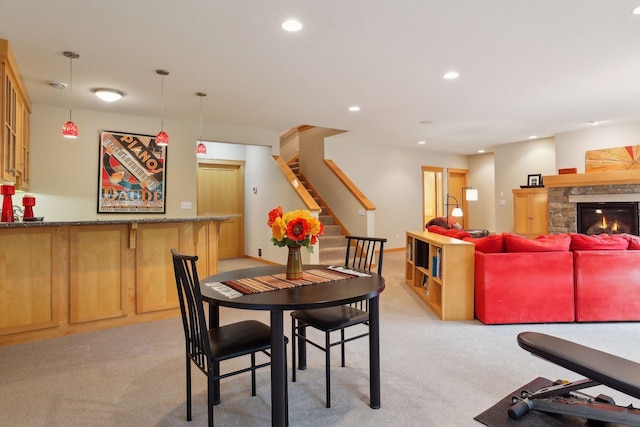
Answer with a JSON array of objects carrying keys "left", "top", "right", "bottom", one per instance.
[
  {"left": 62, "top": 51, "right": 79, "bottom": 138},
  {"left": 48, "top": 81, "right": 67, "bottom": 90},
  {"left": 633, "top": 6, "right": 640, "bottom": 14},
  {"left": 155, "top": 70, "right": 169, "bottom": 146},
  {"left": 92, "top": 88, "right": 124, "bottom": 102},
  {"left": 348, "top": 106, "right": 360, "bottom": 112},
  {"left": 443, "top": 71, "right": 459, "bottom": 80},
  {"left": 196, "top": 92, "right": 207, "bottom": 157},
  {"left": 282, "top": 19, "right": 303, "bottom": 32},
  {"left": 418, "top": 140, "right": 427, "bottom": 145},
  {"left": 529, "top": 135, "right": 537, "bottom": 139}
]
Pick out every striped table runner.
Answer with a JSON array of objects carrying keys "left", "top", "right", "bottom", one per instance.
[{"left": 204, "top": 267, "right": 370, "bottom": 298}]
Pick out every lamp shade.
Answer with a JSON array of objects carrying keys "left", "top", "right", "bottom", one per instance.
[
  {"left": 196, "top": 142, "right": 206, "bottom": 156},
  {"left": 451, "top": 207, "right": 463, "bottom": 217},
  {"left": 62, "top": 121, "right": 78, "bottom": 138},
  {"left": 465, "top": 188, "right": 479, "bottom": 201},
  {"left": 156, "top": 131, "right": 169, "bottom": 146}
]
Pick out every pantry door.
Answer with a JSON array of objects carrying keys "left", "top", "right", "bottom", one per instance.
[{"left": 197, "top": 160, "right": 244, "bottom": 259}]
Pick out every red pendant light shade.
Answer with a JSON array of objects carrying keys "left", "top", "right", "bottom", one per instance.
[
  {"left": 156, "top": 131, "right": 169, "bottom": 146},
  {"left": 62, "top": 120, "right": 79, "bottom": 138},
  {"left": 62, "top": 51, "right": 80, "bottom": 138},
  {"left": 195, "top": 91, "right": 207, "bottom": 156},
  {"left": 156, "top": 70, "right": 169, "bottom": 146}
]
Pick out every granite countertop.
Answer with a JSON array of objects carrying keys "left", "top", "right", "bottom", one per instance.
[{"left": 0, "top": 215, "right": 236, "bottom": 228}]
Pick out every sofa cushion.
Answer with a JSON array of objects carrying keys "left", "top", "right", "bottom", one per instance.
[
  {"left": 503, "top": 233, "right": 571, "bottom": 252},
  {"left": 569, "top": 233, "right": 629, "bottom": 250},
  {"left": 427, "top": 225, "right": 470, "bottom": 240},
  {"left": 462, "top": 234, "right": 504, "bottom": 253},
  {"left": 626, "top": 234, "right": 640, "bottom": 250}
]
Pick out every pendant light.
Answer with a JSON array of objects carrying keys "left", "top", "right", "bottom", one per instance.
[
  {"left": 195, "top": 92, "right": 207, "bottom": 157},
  {"left": 155, "top": 70, "right": 169, "bottom": 146},
  {"left": 62, "top": 51, "right": 80, "bottom": 138}
]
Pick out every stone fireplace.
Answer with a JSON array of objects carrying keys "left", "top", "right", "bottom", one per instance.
[{"left": 546, "top": 171, "right": 640, "bottom": 235}]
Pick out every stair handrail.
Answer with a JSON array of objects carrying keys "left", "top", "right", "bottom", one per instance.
[
  {"left": 323, "top": 159, "right": 376, "bottom": 211},
  {"left": 272, "top": 155, "right": 321, "bottom": 212}
]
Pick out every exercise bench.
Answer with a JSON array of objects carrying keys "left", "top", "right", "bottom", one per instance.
[{"left": 509, "top": 331, "right": 640, "bottom": 426}]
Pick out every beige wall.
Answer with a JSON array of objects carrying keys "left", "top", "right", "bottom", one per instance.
[
  {"left": 493, "top": 137, "right": 556, "bottom": 234},
  {"left": 30, "top": 104, "right": 278, "bottom": 222}
]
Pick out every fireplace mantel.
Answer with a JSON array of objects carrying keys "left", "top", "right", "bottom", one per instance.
[{"left": 544, "top": 170, "right": 640, "bottom": 187}]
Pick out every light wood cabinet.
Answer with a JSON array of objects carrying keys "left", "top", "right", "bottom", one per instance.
[
  {"left": 0, "top": 218, "right": 225, "bottom": 347},
  {"left": 1, "top": 39, "right": 31, "bottom": 189},
  {"left": 405, "top": 230, "right": 475, "bottom": 320},
  {"left": 513, "top": 187, "right": 548, "bottom": 238}
]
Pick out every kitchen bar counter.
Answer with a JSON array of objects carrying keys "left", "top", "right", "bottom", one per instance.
[{"left": 0, "top": 216, "right": 230, "bottom": 346}]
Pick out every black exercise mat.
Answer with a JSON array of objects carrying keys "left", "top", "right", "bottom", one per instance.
[{"left": 474, "top": 376, "right": 626, "bottom": 426}]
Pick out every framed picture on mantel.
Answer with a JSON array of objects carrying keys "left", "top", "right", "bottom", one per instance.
[
  {"left": 97, "top": 130, "right": 167, "bottom": 213},
  {"left": 527, "top": 174, "right": 543, "bottom": 187}
]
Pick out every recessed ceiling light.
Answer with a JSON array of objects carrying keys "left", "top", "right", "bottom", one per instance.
[
  {"left": 633, "top": 6, "right": 640, "bottom": 14},
  {"left": 528, "top": 135, "right": 537, "bottom": 139},
  {"left": 443, "top": 71, "right": 459, "bottom": 80},
  {"left": 588, "top": 121, "right": 600, "bottom": 126},
  {"left": 348, "top": 106, "right": 360, "bottom": 112},
  {"left": 48, "top": 81, "right": 67, "bottom": 90},
  {"left": 418, "top": 140, "right": 427, "bottom": 145},
  {"left": 477, "top": 149, "right": 485, "bottom": 153},
  {"left": 92, "top": 88, "right": 124, "bottom": 102},
  {"left": 282, "top": 19, "right": 302, "bottom": 32}
]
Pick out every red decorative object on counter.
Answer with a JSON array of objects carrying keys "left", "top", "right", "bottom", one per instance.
[
  {"left": 1, "top": 183, "right": 15, "bottom": 222},
  {"left": 22, "top": 195, "right": 35, "bottom": 219}
]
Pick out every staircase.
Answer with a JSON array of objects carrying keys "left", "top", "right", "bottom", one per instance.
[{"left": 288, "top": 159, "right": 347, "bottom": 266}]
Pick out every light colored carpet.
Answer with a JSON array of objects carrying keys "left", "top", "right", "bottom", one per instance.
[{"left": 1, "top": 251, "right": 639, "bottom": 426}]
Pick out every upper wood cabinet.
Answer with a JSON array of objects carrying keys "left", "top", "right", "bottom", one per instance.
[
  {"left": 513, "top": 187, "right": 548, "bottom": 238},
  {"left": 1, "top": 39, "right": 31, "bottom": 190}
]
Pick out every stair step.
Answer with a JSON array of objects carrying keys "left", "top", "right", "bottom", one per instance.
[
  {"left": 323, "top": 224, "right": 341, "bottom": 236},
  {"left": 321, "top": 235, "right": 347, "bottom": 249},
  {"left": 319, "top": 246, "right": 347, "bottom": 265},
  {"left": 319, "top": 215, "right": 334, "bottom": 225}
]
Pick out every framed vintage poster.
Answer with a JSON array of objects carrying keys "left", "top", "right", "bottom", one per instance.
[{"left": 98, "top": 130, "right": 167, "bottom": 213}]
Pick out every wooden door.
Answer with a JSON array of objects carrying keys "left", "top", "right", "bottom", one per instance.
[
  {"left": 447, "top": 169, "right": 469, "bottom": 228},
  {"left": 422, "top": 166, "right": 444, "bottom": 227},
  {"left": 197, "top": 160, "right": 244, "bottom": 259}
]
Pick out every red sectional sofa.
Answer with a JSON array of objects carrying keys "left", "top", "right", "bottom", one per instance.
[{"left": 426, "top": 225, "right": 640, "bottom": 324}]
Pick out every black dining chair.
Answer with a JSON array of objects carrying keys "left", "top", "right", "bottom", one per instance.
[
  {"left": 290, "top": 235, "right": 386, "bottom": 408},
  {"left": 171, "top": 249, "right": 287, "bottom": 426}
]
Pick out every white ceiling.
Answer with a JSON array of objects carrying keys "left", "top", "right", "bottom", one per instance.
[{"left": 1, "top": 0, "right": 640, "bottom": 154}]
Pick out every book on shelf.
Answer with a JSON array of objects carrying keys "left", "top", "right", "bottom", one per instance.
[
  {"left": 421, "top": 273, "right": 429, "bottom": 295},
  {"left": 431, "top": 255, "right": 439, "bottom": 278},
  {"left": 407, "top": 241, "right": 413, "bottom": 261},
  {"left": 437, "top": 248, "right": 442, "bottom": 279}
]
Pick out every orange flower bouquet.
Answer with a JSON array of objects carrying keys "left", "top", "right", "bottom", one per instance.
[{"left": 267, "top": 206, "right": 324, "bottom": 253}]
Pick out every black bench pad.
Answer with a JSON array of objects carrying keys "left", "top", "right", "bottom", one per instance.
[{"left": 517, "top": 332, "right": 640, "bottom": 399}]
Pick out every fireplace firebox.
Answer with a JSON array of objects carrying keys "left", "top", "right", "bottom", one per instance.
[{"left": 577, "top": 202, "right": 639, "bottom": 236}]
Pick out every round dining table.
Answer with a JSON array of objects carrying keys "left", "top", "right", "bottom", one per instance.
[{"left": 200, "top": 264, "right": 385, "bottom": 427}]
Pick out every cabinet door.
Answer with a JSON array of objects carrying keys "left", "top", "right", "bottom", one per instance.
[
  {"left": 2, "top": 69, "right": 17, "bottom": 182},
  {"left": 530, "top": 192, "right": 549, "bottom": 235},
  {"left": 513, "top": 193, "right": 530, "bottom": 235}
]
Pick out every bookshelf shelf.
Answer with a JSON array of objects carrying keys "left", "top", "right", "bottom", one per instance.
[{"left": 405, "top": 230, "right": 475, "bottom": 320}]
